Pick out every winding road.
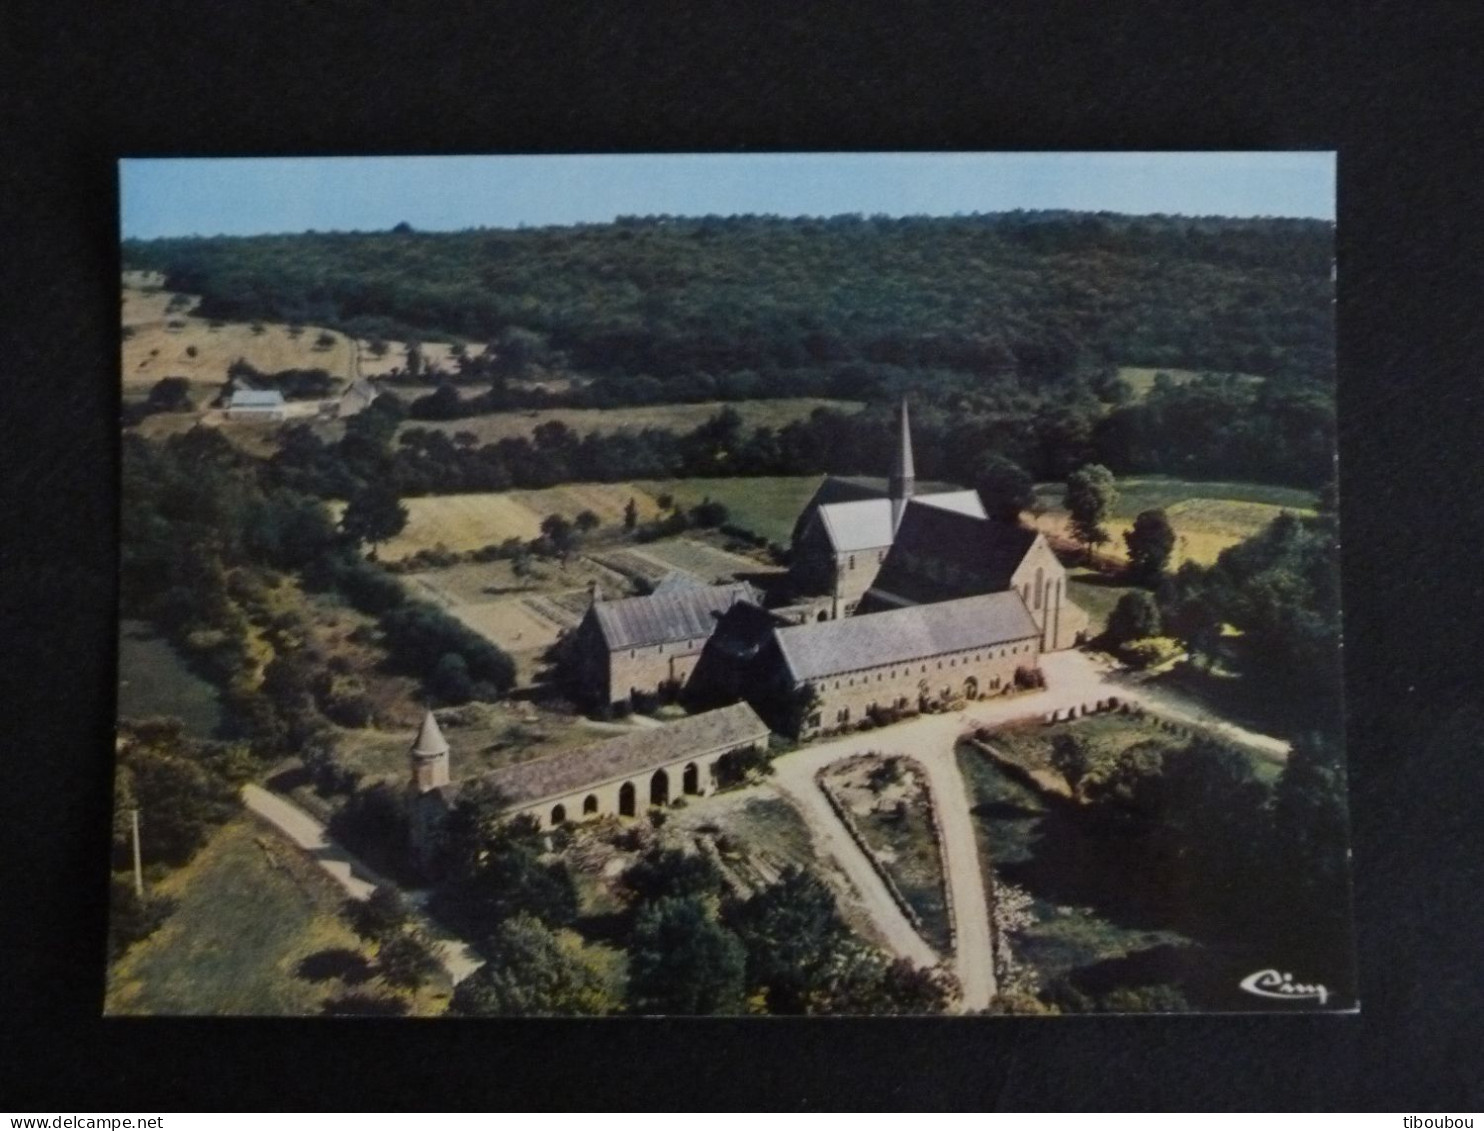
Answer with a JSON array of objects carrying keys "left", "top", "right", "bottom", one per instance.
[{"left": 242, "top": 784, "right": 482, "bottom": 984}]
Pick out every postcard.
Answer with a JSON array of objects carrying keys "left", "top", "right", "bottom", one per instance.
[{"left": 108, "top": 153, "right": 1351, "bottom": 1015}]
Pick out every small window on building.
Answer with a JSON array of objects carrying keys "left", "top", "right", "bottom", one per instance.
[{"left": 849, "top": 555, "right": 856, "bottom": 570}]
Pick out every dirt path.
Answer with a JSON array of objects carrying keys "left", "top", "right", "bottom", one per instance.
[
  {"left": 241, "top": 784, "right": 482, "bottom": 984},
  {"left": 770, "top": 754, "right": 939, "bottom": 973}
]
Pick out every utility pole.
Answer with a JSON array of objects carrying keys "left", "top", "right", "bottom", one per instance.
[{"left": 130, "top": 808, "right": 144, "bottom": 899}]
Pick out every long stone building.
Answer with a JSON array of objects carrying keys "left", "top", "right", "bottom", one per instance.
[
  {"left": 567, "top": 580, "right": 759, "bottom": 708},
  {"left": 406, "top": 702, "right": 770, "bottom": 867},
  {"left": 753, "top": 591, "right": 1043, "bottom": 736}
]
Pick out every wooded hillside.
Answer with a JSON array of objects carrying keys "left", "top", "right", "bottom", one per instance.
[{"left": 123, "top": 211, "right": 1334, "bottom": 388}]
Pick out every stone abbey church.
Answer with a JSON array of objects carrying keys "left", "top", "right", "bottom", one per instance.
[
  {"left": 408, "top": 400, "right": 1088, "bottom": 862},
  {"left": 570, "top": 398, "right": 1087, "bottom": 731}
]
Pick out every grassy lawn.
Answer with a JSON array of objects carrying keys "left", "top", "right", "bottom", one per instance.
[
  {"left": 1033, "top": 475, "right": 1316, "bottom": 567},
  {"left": 819, "top": 754, "right": 953, "bottom": 955},
  {"left": 1066, "top": 571, "right": 1135, "bottom": 637},
  {"left": 105, "top": 816, "right": 447, "bottom": 1016},
  {"left": 117, "top": 620, "right": 223, "bottom": 738}
]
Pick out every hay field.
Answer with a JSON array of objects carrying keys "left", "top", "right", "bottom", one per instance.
[
  {"left": 1032, "top": 476, "right": 1316, "bottom": 567},
  {"left": 355, "top": 340, "right": 487, "bottom": 379},
  {"left": 121, "top": 283, "right": 355, "bottom": 396},
  {"left": 396, "top": 398, "right": 862, "bottom": 447},
  {"left": 375, "top": 483, "right": 665, "bottom": 561}
]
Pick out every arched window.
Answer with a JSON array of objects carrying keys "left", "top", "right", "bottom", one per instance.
[
  {"left": 583, "top": 794, "right": 599, "bottom": 815},
  {"left": 551, "top": 804, "right": 567, "bottom": 826},
  {"left": 619, "top": 782, "right": 636, "bottom": 817},
  {"left": 682, "top": 763, "right": 700, "bottom": 795}
]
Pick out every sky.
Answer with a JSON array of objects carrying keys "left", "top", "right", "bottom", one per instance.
[{"left": 120, "top": 152, "right": 1335, "bottom": 239}]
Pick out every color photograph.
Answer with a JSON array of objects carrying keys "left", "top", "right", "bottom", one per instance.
[{"left": 109, "top": 152, "right": 1351, "bottom": 1016}]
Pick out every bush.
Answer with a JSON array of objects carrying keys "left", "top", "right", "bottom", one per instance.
[{"left": 1119, "top": 636, "right": 1184, "bottom": 670}]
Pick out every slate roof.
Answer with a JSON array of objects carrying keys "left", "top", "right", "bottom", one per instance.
[
  {"left": 229, "top": 389, "right": 285, "bottom": 409},
  {"left": 814, "top": 490, "right": 987, "bottom": 553},
  {"left": 411, "top": 711, "right": 449, "bottom": 757},
  {"left": 866, "top": 503, "right": 1040, "bottom": 604},
  {"left": 772, "top": 591, "right": 1038, "bottom": 682},
  {"left": 592, "top": 582, "right": 758, "bottom": 650},
  {"left": 480, "top": 702, "right": 771, "bottom": 806}
]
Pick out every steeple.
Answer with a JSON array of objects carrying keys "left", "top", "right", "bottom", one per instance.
[
  {"left": 888, "top": 397, "right": 916, "bottom": 532},
  {"left": 409, "top": 710, "right": 450, "bottom": 792}
]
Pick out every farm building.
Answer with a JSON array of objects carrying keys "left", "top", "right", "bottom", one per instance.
[
  {"left": 790, "top": 400, "right": 986, "bottom": 617},
  {"left": 567, "top": 580, "right": 760, "bottom": 708},
  {"left": 406, "top": 702, "right": 771, "bottom": 867},
  {"left": 225, "top": 388, "right": 285, "bottom": 420},
  {"left": 758, "top": 592, "right": 1043, "bottom": 736}
]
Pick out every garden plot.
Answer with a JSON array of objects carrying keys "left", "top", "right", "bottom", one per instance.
[{"left": 817, "top": 753, "right": 953, "bottom": 956}]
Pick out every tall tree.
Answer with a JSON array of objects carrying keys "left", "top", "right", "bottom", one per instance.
[
  {"left": 450, "top": 914, "right": 617, "bottom": 1016},
  {"left": 627, "top": 896, "right": 746, "bottom": 1015},
  {"left": 1064, "top": 463, "right": 1118, "bottom": 564},
  {"left": 972, "top": 453, "right": 1036, "bottom": 523},
  {"left": 340, "top": 483, "right": 408, "bottom": 557},
  {"left": 1124, "top": 508, "right": 1177, "bottom": 586}
]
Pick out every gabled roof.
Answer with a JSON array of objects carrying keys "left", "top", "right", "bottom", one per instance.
[
  {"left": 591, "top": 582, "right": 757, "bottom": 651},
  {"left": 867, "top": 503, "right": 1040, "bottom": 604},
  {"left": 481, "top": 702, "right": 770, "bottom": 806},
  {"left": 813, "top": 490, "right": 987, "bottom": 553},
  {"left": 772, "top": 592, "right": 1039, "bottom": 682},
  {"left": 229, "top": 389, "right": 285, "bottom": 408},
  {"left": 411, "top": 710, "right": 449, "bottom": 757}
]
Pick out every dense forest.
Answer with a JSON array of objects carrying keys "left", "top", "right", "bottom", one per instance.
[{"left": 123, "top": 211, "right": 1334, "bottom": 387}]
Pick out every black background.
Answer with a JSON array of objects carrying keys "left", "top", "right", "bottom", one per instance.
[{"left": 2, "top": 0, "right": 1482, "bottom": 1111}]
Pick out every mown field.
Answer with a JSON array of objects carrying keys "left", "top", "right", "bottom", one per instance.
[
  {"left": 397, "top": 398, "right": 862, "bottom": 447},
  {"left": 105, "top": 817, "right": 446, "bottom": 1016},
  {"left": 363, "top": 484, "right": 665, "bottom": 561},
  {"left": 1033, "top": 476, "right": 1316, "bottom": 567}
]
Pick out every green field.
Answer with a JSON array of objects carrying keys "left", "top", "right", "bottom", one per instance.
[
  {"left": 105, "top": 818, "right": 395, "bottom": 1016},
  {"left": 117, "top": 620, "right": 222, "bottom": 737},
  {"left": 636, "top": 476, "right": 827, "bottom": 544}
]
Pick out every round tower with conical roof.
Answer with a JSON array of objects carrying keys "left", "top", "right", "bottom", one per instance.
[{"left": 409, "top": 710, "right": 451, "bottom": 793}]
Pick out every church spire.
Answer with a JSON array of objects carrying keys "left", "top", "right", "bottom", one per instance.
[{"left": 888, "top": 397, "right": 916, "bottom": 531}]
